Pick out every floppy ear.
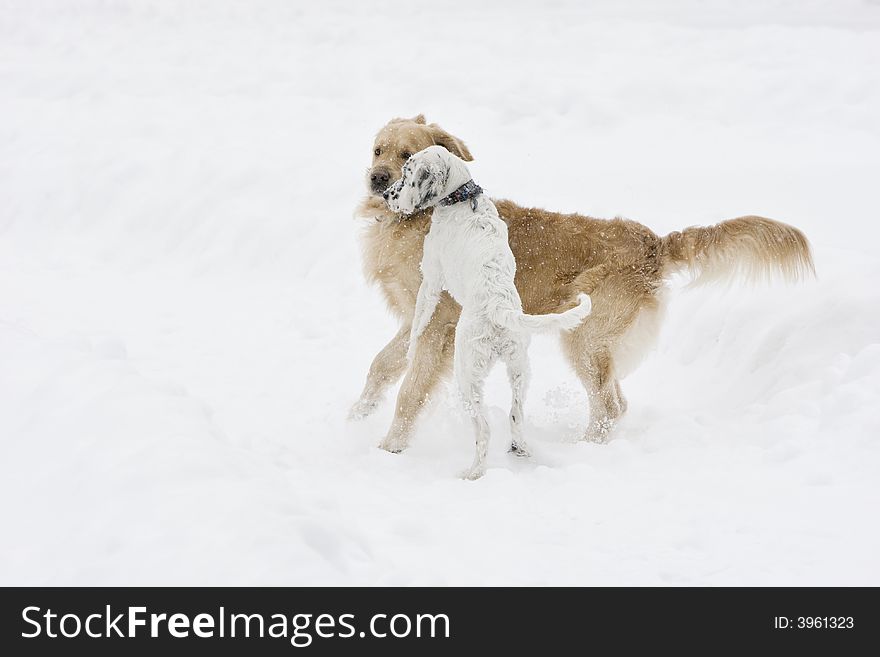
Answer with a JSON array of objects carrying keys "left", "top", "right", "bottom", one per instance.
[
  {"left": 389, "top": 113, "right": 427, "bottom": 125},
  {"left": 412, "top": 158, "right": 447, "bottom": 208},
  {"left": 427, "top": 123, "right": 473, "bottom": 161}
]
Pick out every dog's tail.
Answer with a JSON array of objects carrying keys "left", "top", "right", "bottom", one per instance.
[
  {"left": 501, "top": 293, "right": 592, "bottom": 334},
  {"left": 659, "top": 216, "right": 815, "bottom": 285}
]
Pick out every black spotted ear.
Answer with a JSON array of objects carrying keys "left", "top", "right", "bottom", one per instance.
[
  {"left": 411, "top": 159, "right": 443, "bottom": 207},
  {"left": 427, "top": 123, "right": 473, "bottom": 161}
]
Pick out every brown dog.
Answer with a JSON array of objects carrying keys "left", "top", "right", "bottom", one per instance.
[{"left": 351, "top": 114, "right": 814, "bottom": 453}]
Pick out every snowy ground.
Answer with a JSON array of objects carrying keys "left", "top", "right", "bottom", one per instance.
[{"left": 2, "top": 0, "right": 879, "bottom": 585}]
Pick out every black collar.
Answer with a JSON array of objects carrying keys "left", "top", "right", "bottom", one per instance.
[{"left": 438, "top": 179, "right": 483, "bottom": 211}]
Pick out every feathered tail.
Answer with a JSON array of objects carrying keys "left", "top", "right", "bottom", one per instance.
[
  {"left": 660, "top": 216, "right": 815, "bottom": 285},
  {"left": 499, "top": 293, "right": 592, "bottom": 334}
]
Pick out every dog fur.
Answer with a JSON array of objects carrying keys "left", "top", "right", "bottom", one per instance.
[
  {"left": 384, "top": 145, "right": 592, "bottom": 478},
  {"left": 351, "top": 114, "right": 815, "bottom": 453}
]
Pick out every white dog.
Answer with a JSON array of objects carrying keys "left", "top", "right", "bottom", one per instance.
[{"left": 384, "top": 146, "right": 592, "bottom": 479}]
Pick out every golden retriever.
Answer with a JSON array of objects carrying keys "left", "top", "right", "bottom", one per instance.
[{"left": 351, "top": 114, "right": 814, "bottom": 453}]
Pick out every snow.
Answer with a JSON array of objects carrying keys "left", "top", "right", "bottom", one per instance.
[{"left": 2, "top": 0, "right": 879, "bottom": 585}]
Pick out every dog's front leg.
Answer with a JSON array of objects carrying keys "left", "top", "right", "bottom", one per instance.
[
  {"left": 407, "top": 289, "right": 440, "bottom": 364},
  {"left": 407, "top": 256, "right": 442, "bottom": 363},
  {"left": 348, "top": 324, "right": 411, "bottom": 420},
  {"left": 379, "top": 311, "right": 455, "bottom": 453}
]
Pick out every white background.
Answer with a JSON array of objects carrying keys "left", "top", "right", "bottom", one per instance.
[{"left": 1, "top": 0, "right": 878, "bottom": 584}]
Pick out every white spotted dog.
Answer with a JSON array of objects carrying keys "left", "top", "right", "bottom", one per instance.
[{"left": 383, "top": 146, "right": 592, "bottom": 480}]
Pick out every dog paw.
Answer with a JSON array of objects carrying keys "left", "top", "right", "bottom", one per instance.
[
  {"left": 584, "top": 418, "right": 614, "bottom": 444},
  {"left": 348, "top": 398, "right": 378, "bottom": 421},
  {"left": 459, "top": 466, "right": 486, "bottom": 480},
  {"left": 378, "top": 437, "right": 408, "bottom": 454},
  {"left": 508, "top": 442, "right": 532, "bottom": 458}
]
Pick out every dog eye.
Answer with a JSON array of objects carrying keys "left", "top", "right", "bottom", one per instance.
[
  {"left": 373, "top": 148, "right": 381, "bottom": 157},
  {"left": 400, "top": 151, "right": 412, "bottom": 160}
]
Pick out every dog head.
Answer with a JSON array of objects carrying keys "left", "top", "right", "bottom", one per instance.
[
  {"left": 367, "top": 114, "right": 473, "bottom": 198},
  {"left": 383, "top": 145, "right": 470, "bottom": 215}
]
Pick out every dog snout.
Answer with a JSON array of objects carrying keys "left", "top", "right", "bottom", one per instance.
[{"left": 370, "top": 169, "right": 391, "bottom": 193}]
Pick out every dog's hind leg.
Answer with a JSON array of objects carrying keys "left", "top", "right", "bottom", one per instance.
[
  {"left": 503, "top": 335, "right": 531, "bottom": 457},
  {"left": 454, "top": 319, "right": 494, "bottom": 480},
  {"left": 460, "top": 378, "right": 491, "bottom": 480},
  {"left": 578, "top": 348, "right": 621, "bottom": 443},
  {"left": 612, "top": 379, "right": 627, "bottom": 416},
  {"left": 562, "top": 328, "right": 624, "bottom": 444},
  {"left": 349, "top": 325, "right": 410, "bottom": 420},
  {"left": 561, "top": 272, "right": 657, "bottom": 442}
]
